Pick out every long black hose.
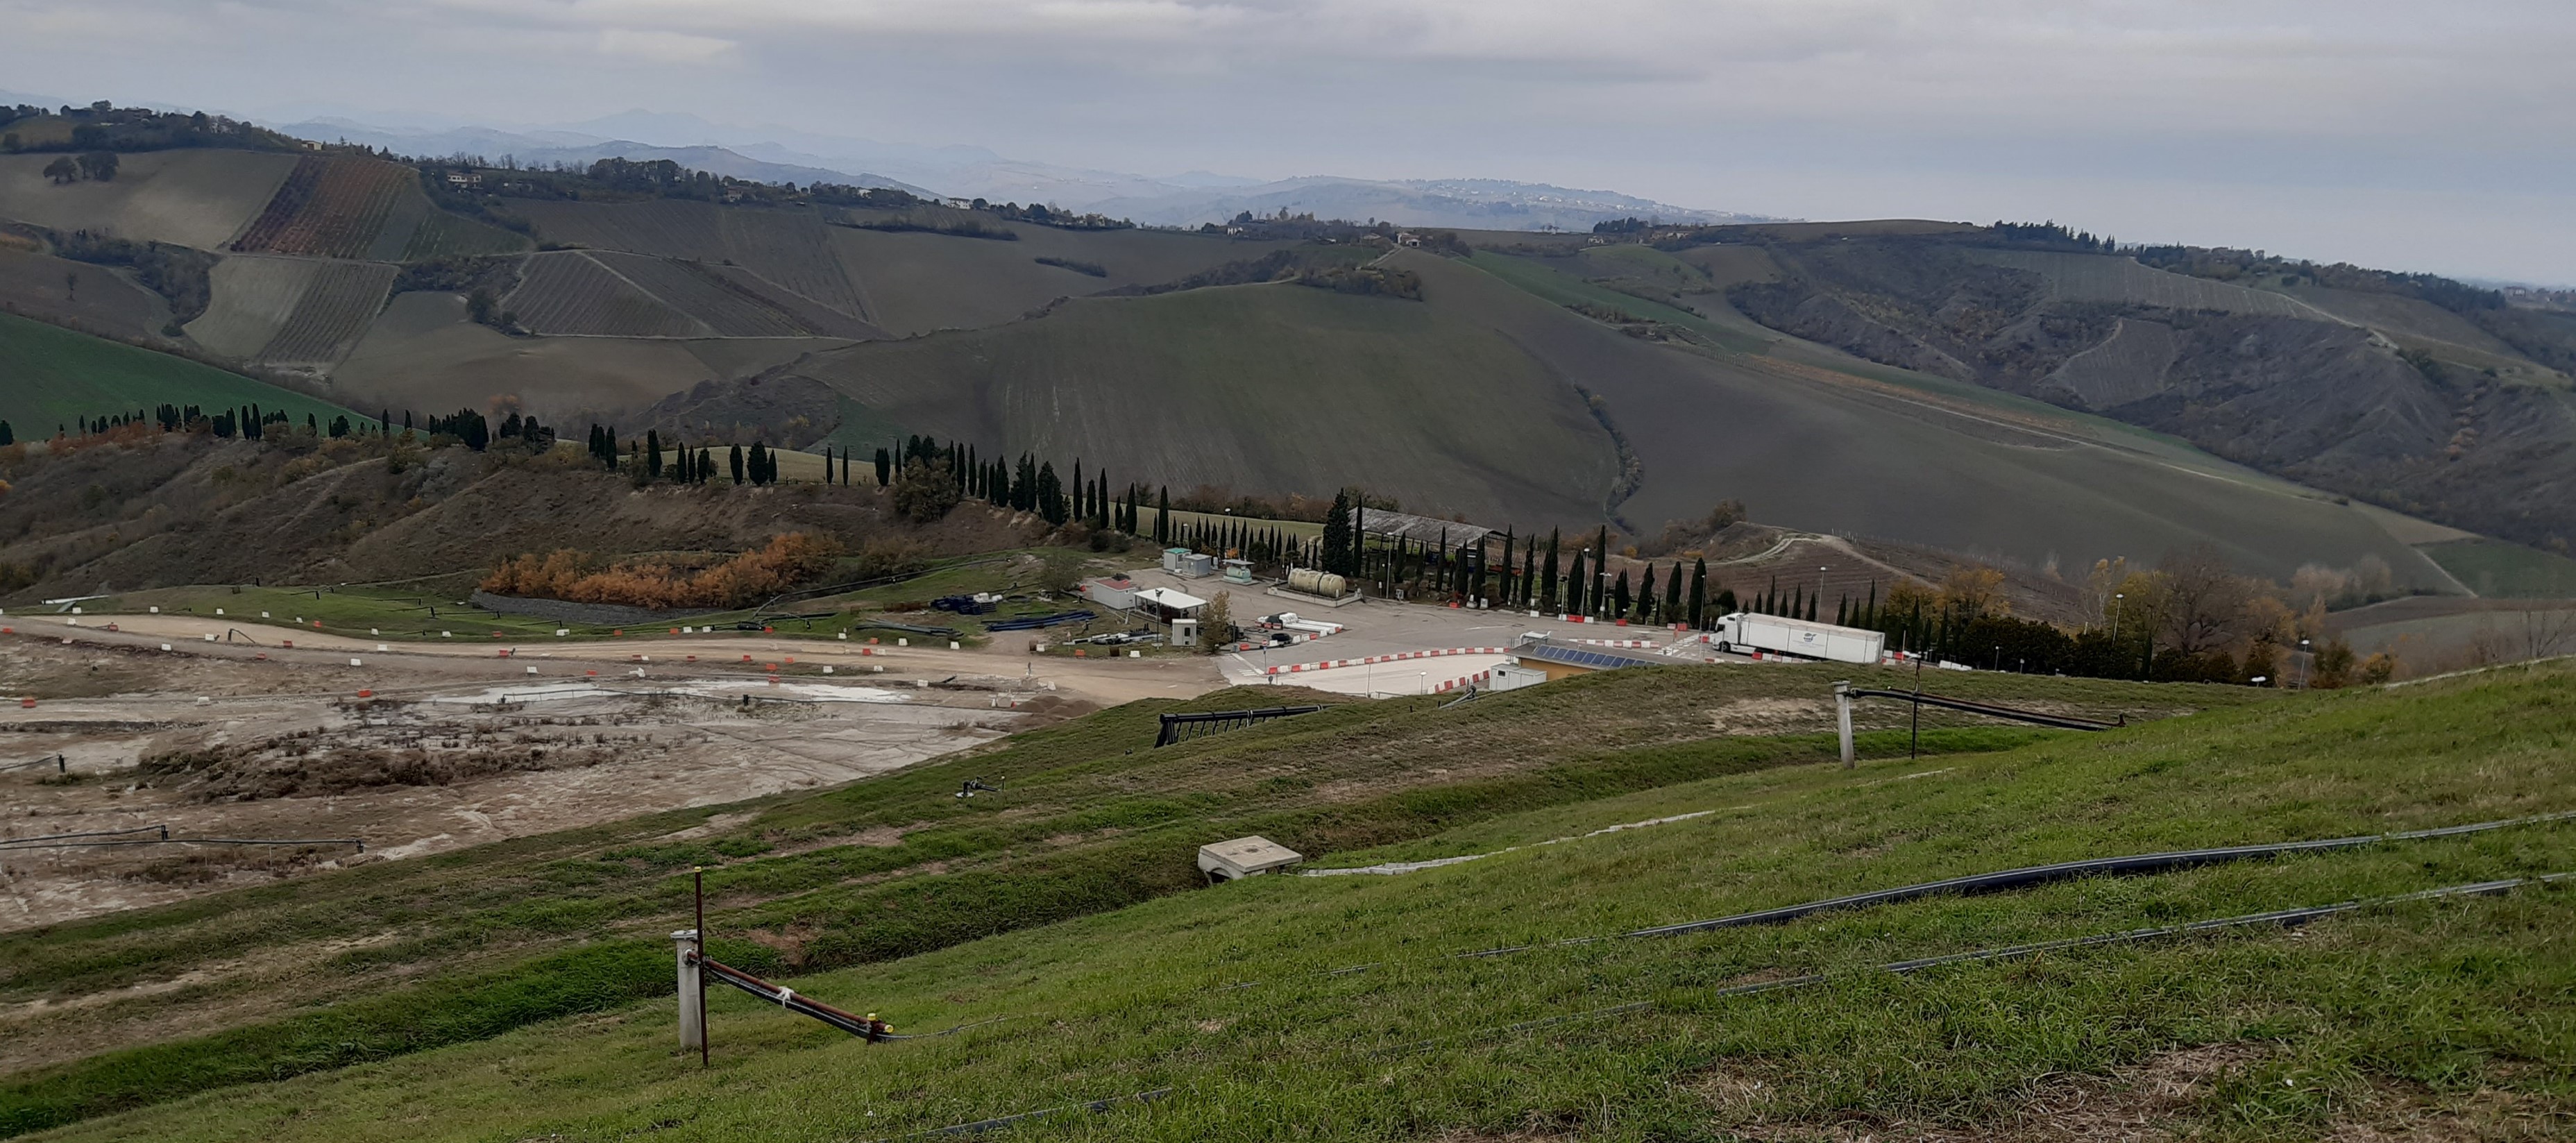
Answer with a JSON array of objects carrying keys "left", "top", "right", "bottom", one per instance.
[
  {"left": 1620, "top": 809, "right": 2576, "bottom": 939},
  {"left": 1394, "top": 872, "right": 2568, "bottom": 1055}
]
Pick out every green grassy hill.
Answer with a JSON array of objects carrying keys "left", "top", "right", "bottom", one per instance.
[
  {"left": 0, "top": 666, "right": 2259, "bottom": 1137},
  {"left": 12, "top": 661, "right": 2573, "bottom": 1141},
  {"left": 0, "top": 312, "right": 361, "bottom": 435}
]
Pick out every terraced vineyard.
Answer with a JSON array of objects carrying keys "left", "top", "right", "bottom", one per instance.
[
  {"left": 512, "top": 199, "right": 863, "bottom": 315},
  {"left": 504, "top": 251, "right": 704, "bottom": 337},
  {"left": 588, "top": 251, "right": 817, "bottom": 337},
  {"left": 183, "top": 255, "right": 323, "bottom": 359},
  {"left": 230, "top": 156, "right": 418, "bottom": 260},
  {"left": 255, "top": 260, "right": 398, "bottom": 366},
  {"left": 500, "top": 249, "right": 876, "bottom": 339},
  {"left": 396, "top": 208, "right": 530, "bottom": 260}
]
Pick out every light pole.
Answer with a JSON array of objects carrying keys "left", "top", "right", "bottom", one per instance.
[
  {"left": 1818, "top": 566, "right": 1828, "bottom": 620},
  {"left": 2111, "top": 593, "right": 2124, "bottom": 642}
]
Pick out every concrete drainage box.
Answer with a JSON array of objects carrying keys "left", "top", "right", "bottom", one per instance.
[{"left": 1198, "top": 836, "right": 1304, "bottom": 881}]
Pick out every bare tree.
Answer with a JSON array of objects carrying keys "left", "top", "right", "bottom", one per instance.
[{"left": 2157, "top": 543, "right": 2261, "bottom": 654}]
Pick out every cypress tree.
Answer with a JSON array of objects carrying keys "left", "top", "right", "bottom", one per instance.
[
  {"left": 730, "top": 444, "right": 745, "bottom": 485},
  {"left": 697, "top": 448, "right": 713, "bottom": 484},
  {"left": 1541, "top": 530, "right": 1561, "bottom": 612},
  {"left": 1321, "top": 490, "right": 1350, "bottom": 573},
  {"left": 1155, "top": 486, "right": 1171, "bottom": 544},
  {"left": 1612, "top": 570, "right": 1632, "bottom": 618},
  {"left": 1637, "top": 564, "right": 1656, "bottom": 622},
  {"left": 1663, "top": 562, "right": 1683, "bottom": 623},
  {"left": 1591, "top": 525, "right": 1609, "bottom": 616},
  {"left": 1688, "top": 558, "right": 1708, "bottom": 627},
  {"left": 873, "top": 448, "right": 891, "bottom": 486},
  {"left": 1566, "top": 550, "right": 1587, "bottom": 616},
  {"left": 647, "top": 430, "right": 664, "bottom": 477}
]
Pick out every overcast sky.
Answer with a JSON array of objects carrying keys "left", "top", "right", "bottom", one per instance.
[{"left": 6, "top": 0, "right": 2570, "bottom": 282}]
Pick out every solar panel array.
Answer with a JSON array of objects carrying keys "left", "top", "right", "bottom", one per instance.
[{"left": 1513, "top": 643, "right": 1652, "bottom": 671}]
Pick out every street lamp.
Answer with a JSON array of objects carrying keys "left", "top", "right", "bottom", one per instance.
[{"left": 2111, "top": 593, "right": 2125, "bottom": 642}]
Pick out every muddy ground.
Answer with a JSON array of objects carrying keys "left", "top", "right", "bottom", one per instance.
[{"left": 0, "top": 627, "right": 1207, "bottom": 930}]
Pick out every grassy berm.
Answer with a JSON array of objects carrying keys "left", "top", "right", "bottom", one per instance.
[{"left": 12, "top": 663, "right": 2576, "bottom": 1140}]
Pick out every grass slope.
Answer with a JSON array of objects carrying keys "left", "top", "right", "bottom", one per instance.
[
  {"left": 2420, "top": 537, "right": 2576, "bottom": 598},
  {"left": 23, "top": 662, "right": 2576, "bottom": 1142},
  {"left": 0, "top": 666, "right": 2247, "bottom": 1136},
  {"left": 788, "top": 282, "right": 1619, "bottom": 526},
  {"left": 0, "top": 312, "right": 359, "bottom": 434}
]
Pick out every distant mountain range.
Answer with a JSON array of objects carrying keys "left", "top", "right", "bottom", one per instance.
[{"left": 271, "top": 109, "right": 1765, "bottom": 232}]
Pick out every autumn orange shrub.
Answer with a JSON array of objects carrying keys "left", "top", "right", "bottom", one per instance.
[{"left": 481, "top": 533, "right": 840, "bottom": 609}]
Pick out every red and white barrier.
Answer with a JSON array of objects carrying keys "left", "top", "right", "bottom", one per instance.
[{"left": 1265, "top": 647, "right": 1511, "bottom": 675}]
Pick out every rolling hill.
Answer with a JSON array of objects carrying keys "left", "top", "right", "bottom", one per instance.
[{"left": 0, "top": 132, "right": 2567, "bottom": 591}]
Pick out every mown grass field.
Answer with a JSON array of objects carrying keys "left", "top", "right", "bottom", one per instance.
[
  {"left": 2421, "top": 537, "right": 2576, "bottom": 598},
  {"left": 0, "top": 312, "right": 361, "bottom": 436},
  {"left": 12, "top": 662, "right": 2572, "bottom": 1142},
  {"left": 0, "top": 666, "right": 2262, "bottom": 1137}
]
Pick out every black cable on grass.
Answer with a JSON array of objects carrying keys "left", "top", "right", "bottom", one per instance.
[
  {"left": 1387, "top": 872, "right": 2570, "bottom": 1056},
  {"left": 1619, "top": 808, "right": 2576, "bottom": 939},
  {"left": 1228, "top": 809, "right": 2576, "bottom": 988}
]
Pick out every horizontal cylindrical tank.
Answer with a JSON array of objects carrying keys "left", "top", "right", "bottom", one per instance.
[{"left": 1287, "top": 568, "right": 1348, "bottom": 598}]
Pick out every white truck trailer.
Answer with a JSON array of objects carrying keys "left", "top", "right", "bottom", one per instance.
[{"left": 1711, "top": 612, "right": 1884, "bottom": 665}]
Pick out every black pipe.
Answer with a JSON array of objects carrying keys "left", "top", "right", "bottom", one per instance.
[
  {"left": 1622, "top": 810, "right": 2574, "bottom": 940},
  {"left": 1846, "top": 687, "right": 2117, "bottom": 731},
  {"left": 1393, "top": 872, "right": 2563, "bottom": 1056}
]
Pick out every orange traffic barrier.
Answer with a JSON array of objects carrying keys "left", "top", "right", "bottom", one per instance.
[{"left": 357, "top": 689, "right": 373, "bottom": 698}]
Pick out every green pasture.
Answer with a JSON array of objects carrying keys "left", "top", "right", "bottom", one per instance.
[{"left": 0, "top": 314, "right": 363, "bottom": 439}]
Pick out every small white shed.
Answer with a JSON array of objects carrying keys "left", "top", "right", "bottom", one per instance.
[{"left": 1198, "top": 836, "right": 1304, "bottom": 881}]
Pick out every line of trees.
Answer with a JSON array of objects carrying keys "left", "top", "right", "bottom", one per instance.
[{"left": 52, "top": 403, "right": 372, "bottom": 443}]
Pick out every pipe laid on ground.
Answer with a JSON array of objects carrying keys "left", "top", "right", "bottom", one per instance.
[
  {"left": 1394, "top": 871, "right": 2569, "bottom": 1055},
  {"left": 1622, "top": 809, "right": 2576, "bottom": 939}
]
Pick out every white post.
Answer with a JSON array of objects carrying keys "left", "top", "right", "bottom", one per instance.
[
  {"left": 1833, "top": 680, "right": 1854, "bottom": 769},
  {"left": 674, "top": 929, "right": 705, "bottom": 1052}
]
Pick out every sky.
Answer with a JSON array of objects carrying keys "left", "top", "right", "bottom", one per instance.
[{"left": 3, "top": 0, "right": 2570, "bottom": 283}]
